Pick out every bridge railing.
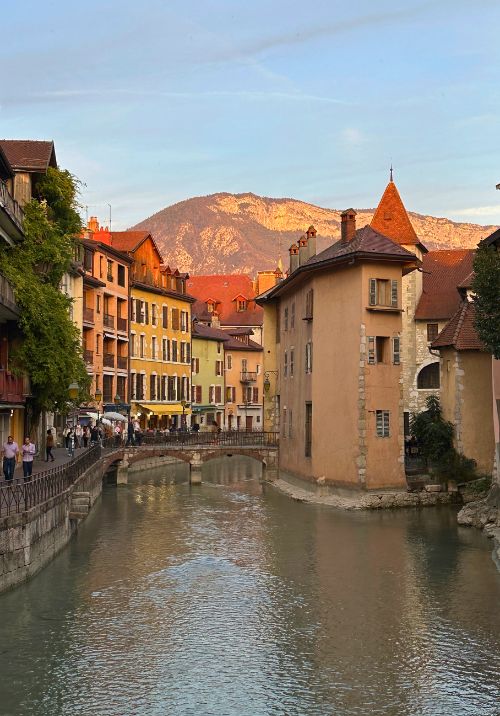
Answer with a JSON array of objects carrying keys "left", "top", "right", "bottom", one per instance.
[
  {"left": 0, "top": 445, "right": 102, "bottom": 517},
  {"left": 103, "top": 430, "right": 279, "bottom": 449}
]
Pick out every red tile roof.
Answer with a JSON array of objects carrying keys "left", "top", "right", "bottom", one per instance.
[
  {"left": 432, "top": 300, "right": 484, "bottom": 351},
  {"left": 370, "top": 180, "right": 421, "bottom": 247},
  {"left": 187, "top": 275, "right": 263, "bottom": 326},
  {"left": 0, "top": 140, "right": 57, "bottom": 172},
  {"left": 110, "top": 231, "right": 152, "bottom": 252},
  {"left": 414, "top": 249, "right": 475, "bottom": 320}
]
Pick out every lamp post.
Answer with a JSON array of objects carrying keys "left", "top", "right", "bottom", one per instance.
[
  {"left": 67, "top": 381, "right": 80, "bottom": 457},
  {"left": 95, "top": 388, "right": 102, "bottom": 424},
  {"left": 263, "top": 371, "right": 279, "bottom": 433}
]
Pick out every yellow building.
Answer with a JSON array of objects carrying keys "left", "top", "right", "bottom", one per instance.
[{"left": 110, "top": 231, "right": 195, "bottom": 429}]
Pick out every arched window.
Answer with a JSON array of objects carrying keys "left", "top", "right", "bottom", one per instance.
[{"left": 417, "top": 362, "right": 440, "bottom": 389}]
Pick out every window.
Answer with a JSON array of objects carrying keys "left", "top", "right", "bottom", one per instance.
[
  {"left": 241, "top": 358, "right": 247, "bottom": 372},
  {"left": 150, "top": 374, "right": 157, "bottom": 400},
  {"left": 152, "top": 304, "right": 157, "bottom": 326},
  {"left": 417, "top": 363, "right": 440, "bottom": 389},
  {"left": 215, "top": 360, "right": 223, "bottom": 376},
  {"left": 172, "top": 308, "right": 180, "bottom": 330},
  {"left": 84, "top": 249, "right": 93, "bottom": 272},
  {"left": 161, "top": 376, "right": 167, "bottom": 401},
  {"left": 284, "top": 351, "right": 288, "bottom": 377},
  {"left": 181, "top": 311, "right": 188, "bottom": 331},
  {"left": 237, "top": 298, "right": 247, "bottom": 312},
  {"left": 140, "top": 334, "right": 145, "bottom": 359},
  {"left": 376, "top": 410, "right": 390, "bottom": 437},
  {"left": 117, "top": 264, "right": 126, "bottom": 287},
  {"left": 368, "top": 278, "right": 398, "bottom": 308},
  {"left": 131, "top": 298, "right": 136, "bottom": 322},
  {"left": 180, "top": 342, "right": 186, "bottom": 363},
  {"left": 225, "top": 386, "right": 235, "bottom": 403},
  {"left": 130, "top": 333, "right": 136, "bottom": 358},
  {"left": 305, "top": 342, "right": 313, "bottom": 373},
  {"left": 209, "top": 385, "right": 215, "bottom": 404},
  {"left": 172, "top": 340, "right": 178, "bottom": 362},
  {"left": 252, "top": 387, "right": 259, "bottom": 403},
  {"left": 367, "top": 336, "right": 389, "bottom": 364},
  {"left": 392, "top": 337, "right": 401, "bottom": 365},
  {"left": 217, "top": 342, "right": 221, "bottom": 354},
  {"left": 427, "top": 323, "right": 439, "bottom": 342},
  {"left": 305, "top": 402, "right": 312, "bottom": 456},
  {"left": 192, "top": 357, "right": 200, "bottom": 374},
  {"left": 130, "top": 373, "right": 136, "bottom": 400},
  {"left": 151, "top": 337, "right": 157, "bottom": 360},
  {"left": 284, "top": 307, "right": 288, "bottom": 331},
  {"left": 226, "top": 354, "right": 232, "bottom": 370},
  {"left": 96, "top": 295, "right": 101, "bottom": 314},
  {"left": 288, "top": 409, "right": 293, "bottom": 438},
  {"left": 107, "top": 260, "right": 113, "bottom": 282},
  {"left": 305, "top": 289, "right": 314, "bottom": 320},
  {"left": 215, "top": 385, "right": 222, "bottom": 403},
  {"left": 290, "top": 349, "right": 294, "bottom": 377},
  {"left": 162, "top": 338, "right": 168, "bottom": 362},
  {"left": 99, "top": 256, "right": 104, "bottom": 279},
  {"left": 291, "top": 303, "right": 295, "bottom": 329},
  {"left": 282, "top": 408, "right": 287, "bottom": 437},
  {"left": 96, "top": 334, "right": 101, "bottom": 355}
]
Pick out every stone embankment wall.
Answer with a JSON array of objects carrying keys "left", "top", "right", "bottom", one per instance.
[
  {"left": 457, "top": 483, "right": 500, "bottom": 569},
  {"left": 0, "top": 460, "right": 106, "bottom": 595}
]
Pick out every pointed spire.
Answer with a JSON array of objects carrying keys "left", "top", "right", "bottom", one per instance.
[
  {"left": 390, "top": 163, "right": 393, "bottom": 182},
  {"left": 370, "top": 178, "right": 419, "bottom": 247}
]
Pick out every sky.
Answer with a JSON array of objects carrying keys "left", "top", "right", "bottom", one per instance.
[{"left": 2, "top": 0, "right": 500, "bottom": 230}]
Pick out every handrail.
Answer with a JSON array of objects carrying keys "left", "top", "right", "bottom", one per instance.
[{"left": 0, "top": 179, "right": 24, "bottom": 232}]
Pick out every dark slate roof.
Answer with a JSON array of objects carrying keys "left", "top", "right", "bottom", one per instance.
[
  {"left": 414, "top": 249, "right": 475, "bottom": 320},
  {"left": 431, "top": 300, "right": 484, "bottom": 351},
  {"left": 481, "top": 226, "right": 500, "bottom": 248},
  {"left": 0, "top": 140, "right": 57, "bottom": 172},
  {"left": 305, "top": 225, "right": 416, "bottom": 266},
  {"left": 192, "top": 323, "right": 231, "bottom": 342}
]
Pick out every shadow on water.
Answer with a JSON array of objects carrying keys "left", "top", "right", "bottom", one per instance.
[{"left": 0, "top": 456, "right": 499, "bottom": 716}]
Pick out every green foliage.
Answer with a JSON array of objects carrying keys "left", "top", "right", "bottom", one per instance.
[
  {"left": 410, "top": 396, "right": 454, "bottom": 463},
  {"left": 410, "top": 396, "right": 479, "bottom": 483},
  {"left": 472, "top": 243, "right": 500, "bottom": 358},
  {"left": 0, "top": 167, "right": 90, "bottom": 417}
]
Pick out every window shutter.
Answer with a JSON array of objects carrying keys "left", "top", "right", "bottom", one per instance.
[
  {"left": 145, "top": 302, "right": 149, "bottom": 325},
  {"left": 135, "top": 299, "right": 141, "bottom": 322},
  {"left": 367, "top": 336, "right": 375, "bottom": 364},
  {"left": 131, "top": 299, "right": 136, "bottom": 322},
  {"left": 177, "top": 377, "right": 181, "bottom": 399},
  {"left": 391, "top": 280, "right": 398, "bottom": 308},
  {"left": 172, "top": 308, "right": 179, "bottom": 330},
  {"left": 392, "top": 337, "right": 401, "bottom": 365},
  {"left": 186, "top": 343, "right": 191, "bottom": 363},
  {"left": 215, "top": 386, "right": 222, "bottom": 403},
  {"left": 369, "top": 279, "right": 377, "bottom": 306},
  {"left": 163, "top": 306, "right": 168, "bottom": 328},
  {"left": 196, "top": 385, "right": 202, "bottom": 403},
  {"left": 253, "top": 387, "right": 258, "bottom": 403}
]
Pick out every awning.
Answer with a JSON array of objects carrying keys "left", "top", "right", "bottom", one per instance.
[{"left": 135, "top": 403, "right": 192, "bottom": 416}]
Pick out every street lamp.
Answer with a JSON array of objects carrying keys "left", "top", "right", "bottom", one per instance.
[
  {"left": 95, "top": 388, "right": 102, "bottom": 423},
  {"left": 114, "top": 394, "right": 121, "bottom": 405},
  {"left": 180, "top": 399, "right": 190, "bottom": 428}
]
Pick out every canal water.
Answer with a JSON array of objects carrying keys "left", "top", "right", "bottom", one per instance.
[{"left": 0, "top": 457, "right": 499, "bottom": 716}]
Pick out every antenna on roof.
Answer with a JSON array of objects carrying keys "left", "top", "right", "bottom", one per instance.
[
  {"left": 390, "top": 163, "right": 393, "bottom": 182},
  {"left": 107, "top": 203, "right": 112, "bottom": 231}
]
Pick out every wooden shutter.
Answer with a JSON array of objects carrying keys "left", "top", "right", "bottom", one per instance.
[
  {"left": 196, "top": 385, "right": 202, "bottom": 403},
  {"left": 162, "top": 306, "right": 168, "bottom": 328},
  {"left": 253, "top": 387, "right": 258, "bottom": 403},
  {"left": 172, "top": 308, "right": 180, "bottom": 330},
  {"left": 145, "top": 302, "right": 149, "bottom": 324},
  {"left": 131, "top": 298, "right": 136, "bottom": 322},
  {"left": 191, "top": 385, "right": 195, "bottom": 402},
  {"left": 177, "top": 376, "right": 182, "bottom": 399},
  {"left": 215, "top": 386, "right": 222, "bottom": 403},
  {"left": 391, "top": 280, "right": 398, "bottom": 308},
  {"left": 369, "top": 279, "right": 377, "bottom": 306},
  {"left": 392, "top": 337, "right": 401, "bottom": 365},
  {"left": 186, "top": 343, "right": 191, "bottom": 363},
  {"left": 136, "top": 299, "right": 141, "bottom": 322}
]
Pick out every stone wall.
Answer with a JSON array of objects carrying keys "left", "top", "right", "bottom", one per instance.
[{"left": 0, "top": 460, "right": 105, "bottom": 595}]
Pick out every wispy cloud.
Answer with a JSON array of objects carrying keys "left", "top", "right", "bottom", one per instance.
[
  {"left": 340, "top": 127, "right": 367, "bottom": 146},
  {"left": 454, "top": 204, "right": 500, "bottom": 217}
]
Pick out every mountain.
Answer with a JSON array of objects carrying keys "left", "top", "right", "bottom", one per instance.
[{"left": 131, "top": 192, "right": 497, "bottom": 275}]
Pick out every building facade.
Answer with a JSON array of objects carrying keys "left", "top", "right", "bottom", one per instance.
[
  {"left": 258, "top": 211, "right": 419, "bottom": 490},
  {"left": 191, "top": 323, "right": 228, "bottom": 429},
  {"left": 223, "top": 328, "right": 263, "bottom": 430}
]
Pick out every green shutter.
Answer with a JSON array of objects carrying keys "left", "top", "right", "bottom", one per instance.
[{"left": 369, "top": 279, "right": 377, "bottom": 306}]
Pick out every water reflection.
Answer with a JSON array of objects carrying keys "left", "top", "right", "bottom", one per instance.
[{"left": 0, "top": 457, "right": 499, "bottom": 716}]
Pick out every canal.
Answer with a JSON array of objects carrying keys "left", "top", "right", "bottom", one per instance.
[{"left": 0, "top": 456, "right": 499, "bottom": 716}]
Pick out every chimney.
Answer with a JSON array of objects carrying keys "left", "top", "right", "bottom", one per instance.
[
  {"left": 306, "top": 225, "right": 317, "bottom": 258},
  {"left": 87, "top": 216, "right": 99, "bottom": 233},
  {"left": 298, "top": 235, "right": 308, "bottom": 266},
  {"left": 289, "top": 243, "right": 299, "bottom": 273},
  {"left": 341, "top": 209, "right": 357, "bottom": 242}
]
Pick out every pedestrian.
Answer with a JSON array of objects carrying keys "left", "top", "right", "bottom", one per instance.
[
  {"left": 191, "top": 421, "right": 200, "bottom": 433},
  {"left": 114, "top": 423, "right": 122, "bottom": 447},
  {"left": 63, "top": 424, "right": 71, "bottom": 449},
  {"left": 67, "top": 428, "right": 75, "bottom": 457},
  {"left": 75, "top": 424, "right": 83, "bottom": 449},
  {"left": 2, "top": 436, "right": 19, "bottom": 482},
  {"left": 46, "top": 429, "right": 55, "bottom": 462},
  {"left": 22, "top": 436, "right": 36, "bottom": 481},
  {"left": 127, "top": 420, "right": 134, "bottom": 446},
  {"left": 133, "top": 417, "right": 142, "bottom": 446},
  {"left": 90, "top": 425, "right": 99, "bottom": 446},
  {"left": 82, "top": 425, "right": 90, "bottom": 448}
]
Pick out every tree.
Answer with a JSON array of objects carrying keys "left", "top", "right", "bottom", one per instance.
[
  {"left": 472, "top": 243, "right": 500, "bottom": 358},
  {"left": 410, "top": 395, "right": 454, "bottom": 464},
  {"left": 0, "top": 168, "right": 90, "bottom": 422}
]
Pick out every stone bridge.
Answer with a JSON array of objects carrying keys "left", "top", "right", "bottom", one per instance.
[{"left": 100, "top": 434, "right": 279, "bottom": 485}]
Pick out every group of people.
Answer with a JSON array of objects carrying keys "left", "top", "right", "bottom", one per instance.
[{"left": 1, "top": 435, "right": 37, "bottom": 482}]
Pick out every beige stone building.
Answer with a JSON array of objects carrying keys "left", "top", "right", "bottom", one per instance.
[{"left": 257, "top": 211, "right": 419, "bottom": 491}]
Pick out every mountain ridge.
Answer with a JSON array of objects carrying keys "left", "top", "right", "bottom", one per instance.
[{"left": 131, "top": 192, "right": 497, "bottom": 275}]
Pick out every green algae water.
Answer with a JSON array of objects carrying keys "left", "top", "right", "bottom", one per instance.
[{"left": 0, "top": 456, "right": 499, "bottom": 716}]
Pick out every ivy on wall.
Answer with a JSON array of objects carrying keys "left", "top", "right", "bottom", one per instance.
[
  {"left": 0, "top": 168, "right": 90, "bottom": 420},
  {"left": 472, "top": 243, "right": 500, "bottom": 359}
]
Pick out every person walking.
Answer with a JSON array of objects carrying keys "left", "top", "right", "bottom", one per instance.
[
  {"left": 63, "top": 425, "right": 71, "bottom": 450},
  {"left": 75, "top": 424, "right": 83, "bottom": 449},
  {"left": 90, "top": 425, "right": 99, "bottom": 446},
  {"left": 67, "top": 428, "right": 75, "bottom": 458},
  {"left": 82, "top": 425, "right": 90, "bottom": 448},
  {"left": 133, "top": 418, "right": 142, "bottom": 446},
  {"left": 2, "top": 436, "right": 19, "bottom": 482},
  {"left": 46, "top": 429, "right": 55, "bottom": 462},
  {"left": 113, "top": 423, "right": 122, "bottom": 447},
  {"left": 22, "top": 436, "right": 36, "bottom": 481}
]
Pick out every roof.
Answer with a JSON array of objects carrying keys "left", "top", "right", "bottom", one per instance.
[
  {"left": 192, "top": 323, "right": 231, "bottom": 342},
  {"left": 481, "top": 226, "right": 500, "bottom": 248},
  {"left": 414, "top": 249, "right": 475, "bottom": 320},
  {"left": 0, "top": 140, "right": 57, "bottom": 172},
  {"left": 222, "top": 334, "right": 263, "bottom": 352},
  {"left": 431, "top": 300, "right": 484, "bottom": 351},
  {"left": 187, "top": 274, "right": 263, "bottom": 326},
  {"left": 306, "top": 225, "right": 416, "bottom": 266},
  {"left": 110, "top": 231, "right": 152, "bottom": 253},
  {"left": 0, "top": 145, "right": 13, "bottom": 181},
  {"left": 370, "top": 180, "right": 424, "bottom": 249}
]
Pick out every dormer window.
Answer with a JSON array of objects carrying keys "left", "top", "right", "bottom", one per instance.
[
  {"left": 207, "top": 300, "right": 215, "bottom": 313},
  {"left": 236, "top": 298, "right": 247, "bottom": 312}
]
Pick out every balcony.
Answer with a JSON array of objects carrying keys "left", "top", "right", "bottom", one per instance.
[
  {"left": 117, "top": 355, "right": 127, "bottom": 370},
  {"left": 83, "top": 349, "right": 93, "bottom": 364},
  {"left": 0, "top": 273, "right": 19, "bottom": 322},
  {"left": 0, "top": 180, "right": 24, "bottom": 236},
  {"left": 240, "top": 372, "right": 257, "bottom": 383},
  {"left": 83, "top": 307, "right": 94, "bottom": 324},
  {"left": 117, "top": 316, "right": 127, "bottom": 332},
  {"left": 0, "top": 370, "right": 29, "bottom": 403},
  {"left": 103, "top": 353, "right": 115, "bottom": 368},
  {"left": 104, "top": 313, "right": 114, "bottom": 329}
]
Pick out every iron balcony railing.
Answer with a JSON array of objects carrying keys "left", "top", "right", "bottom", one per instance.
[
  {"left": 117, "top": 317, "right": 127, "bottom": 332},
  {"left": 83, "top": 307, "right": 94, "bottom": 323},
  {"left": 0, "top": 445, "right": 101, "bottom": 517},
  {"left": 240, "top": 372, "right": 258, "bottom": 383},
  {"left": 117, "top": 355, "right": 127, "bottom": 370},
  {"left": 0, "top": 179, "right": 24, "bottom": 233},
  {"left": 103, "top": 353, "right": 115, "bottom": 367},
  {"left": 103, "top": 313, "right": 115, "bottom": 328}
]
